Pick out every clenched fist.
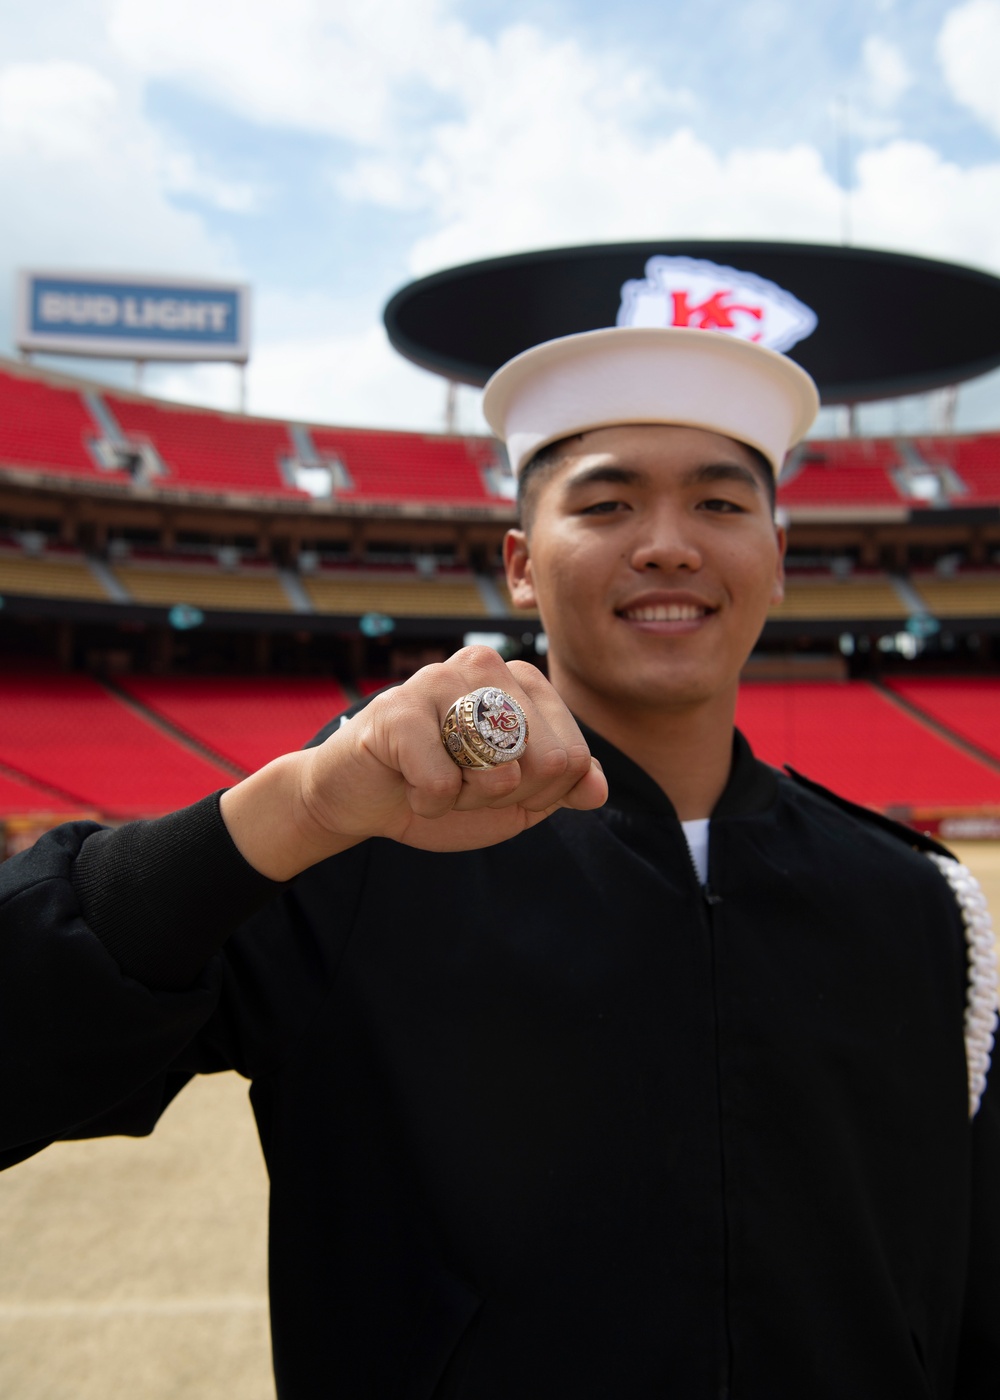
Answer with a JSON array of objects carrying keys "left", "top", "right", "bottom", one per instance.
[{"left": 221, "top": 648, "right": 607, "bottom": 881}]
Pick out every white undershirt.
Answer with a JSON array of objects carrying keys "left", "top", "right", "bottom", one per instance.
[{"left": 681, "top": 818, "right": 711, "bottom": 886}]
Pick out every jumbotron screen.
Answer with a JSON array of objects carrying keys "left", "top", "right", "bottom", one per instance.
[{"left": 384, "top": 241, "right": 1000, "bottom": 403}]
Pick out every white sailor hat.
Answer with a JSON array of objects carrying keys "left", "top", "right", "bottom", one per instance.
[{"left": 482, "top": 325, "right": 820, "bottom": 479}]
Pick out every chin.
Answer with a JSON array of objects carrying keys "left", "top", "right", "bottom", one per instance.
[{"left": 594, "top": 674, "right": 721, "bottom": 713}]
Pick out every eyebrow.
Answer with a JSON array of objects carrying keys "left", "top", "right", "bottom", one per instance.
[
  {"left": 561, "top": 459, "right": 763, "bottom": 495},
  {"left": 688, "top": 462, "right": 763, "bottom": 493},
  {"left": 561, "top": 463, "right": 648, "bottom": 493}
]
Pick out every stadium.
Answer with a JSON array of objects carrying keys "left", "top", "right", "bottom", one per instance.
[
  {"left": 4, "top": 240, "right": 1000, "bottom": 1400},
  {"left": 3, "top": 247, "right": 1000, "bottom": 854}
]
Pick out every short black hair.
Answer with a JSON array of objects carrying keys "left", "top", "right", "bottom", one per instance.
[
  {"left": 516, "top": 435, "right": 583, "bottom": 532},
  {"left": 516, "top": 432, "right": 777, "bottom": 531}
]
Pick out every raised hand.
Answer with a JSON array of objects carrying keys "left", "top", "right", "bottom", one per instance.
[{"left": 221, "top": 647, "right": 607, "bottom": 880}]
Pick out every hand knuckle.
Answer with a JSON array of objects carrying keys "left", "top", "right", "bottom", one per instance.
[
  {"left": 461, "top": 644, "right": 501, "bottom": 671},
  {"left": 507, "top": 660, "right": 543, "bottom": 691},
  {"left": 414, "top": 661, "right": 449, "bottom": 690},
  {"left": 536, "top": 746, "right": 570, "bottom": 781},
  {"left": 566, "top": 743, "right": 592, "bottom": 779},
  {"left": 424, "top": 771, "right": 460, "bottom": 801}
]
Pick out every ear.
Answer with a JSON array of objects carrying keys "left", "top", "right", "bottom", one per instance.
[
  {"left": 771, "top": 522, "right": 787, "bottom": 606},
  {"left": 503, "top": 529, "right": 538, "bottom": 610}
]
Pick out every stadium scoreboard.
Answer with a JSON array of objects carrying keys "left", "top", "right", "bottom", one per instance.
[
  {"left": 15, "top": 270, "right": 250, "bottom": 363},
  {"left": 384, "top": 241, "right": 1000, "bottom": 404}
]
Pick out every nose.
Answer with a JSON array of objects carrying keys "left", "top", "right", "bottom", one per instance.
[{"left": 628, "top": 506, "right": 703, "bottom": 573}]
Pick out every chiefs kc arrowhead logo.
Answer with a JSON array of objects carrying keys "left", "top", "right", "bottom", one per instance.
[{"left": 617, "top": 255, "right": 817, "bottom": 353}]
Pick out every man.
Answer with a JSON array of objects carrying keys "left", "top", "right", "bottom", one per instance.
[{"left": 1, "top": 327, "right": 996, "bottom": 1399}]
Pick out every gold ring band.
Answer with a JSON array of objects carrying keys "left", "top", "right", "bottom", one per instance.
[{"left": 441, "top": 687, "right": 528, "bottom": 768}]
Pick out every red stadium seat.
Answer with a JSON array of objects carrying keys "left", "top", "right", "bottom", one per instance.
[
  {"left": 884, "top": 677, "right": 1000, "bottom": 766},
  {"left": 0, "top": 673, "right": 234, "bottom": 819},
  {"left": 106, "top": 395, "right": 300, "bottom": 498},
  {"left": 736, "top": 681, "right": 1000, "bottom": 809},
  {"left": 778, "top": 440, "right": 905, "bottom": 507},
  {"left": 913, "top": 435, "right": 1000, "bottom": 506},
  {"left": 118, "top": 676, "right": 352, "bottom": 774},
  {"left": 3, "top": 356, "right": 999, "bottom": 510},
  {"left": 0, "top": 766, "right": 81, "bottom": 817},
  {"left": 0, "top": 368, "right": 105, "bottom": 480},
  {"left": 310, "top": 426, "right": 507, "bottom": 505}
]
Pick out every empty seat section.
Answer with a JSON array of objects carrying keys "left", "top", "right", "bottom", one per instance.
[
  {"left": 303, "top": 571, "right": 487, "bottom": 617},
  {"left": 885, "top": 677, "right": 1000, "bottom": 765},
  {"left": 909, "top": 571, "right": 1000, "bottom": 617},
  {"left": 0, "top": 549, "right": 109, "bottom": 601},
  {"left": 916, "top": 435, "right": 1000, "bottom": 505},
  {"left": 771, "top": 574, "right": 905, "bottom": 620},
  {"left": 0, "top": 766, "right": 81, "bottom": 816},
  {"left": 310, "top": 428, "right": 501, "bottom": 504},
  {"left": 0, "top": 369, "right": 99, "bottom": 478},
  {"left": 736, "top": 681, "right": 1000, "bottom": 808},
  {"left": 119, "top": 676, "right": 351, "bottom": 773},
  {"left": 0, "top": 673, "right": 234, "bottom": 818},
  {"left": 114, "top": 563, "right": 290, "bottom": 611},
  {"left": 779, "top": 440, "right": 903, "bottom": 507},
  {"left": 106, "top": 396, "right": 298, "bottom": 497}
]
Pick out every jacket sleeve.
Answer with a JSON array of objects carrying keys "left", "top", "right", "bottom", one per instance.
[
  {"left": 0, "top": 794, "right": 283, "bottom": 1167},
  {"left": 954, "top": 1065, "right": 1000, "bottom": 1395}
]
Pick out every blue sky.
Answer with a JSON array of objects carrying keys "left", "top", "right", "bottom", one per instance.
[{"left": 2, "top": 0, "right": 999, "bottom": 435}]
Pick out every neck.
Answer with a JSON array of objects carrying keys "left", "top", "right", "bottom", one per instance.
[{"left": 550, "top": 668, "right": 738, "bottom": 821}]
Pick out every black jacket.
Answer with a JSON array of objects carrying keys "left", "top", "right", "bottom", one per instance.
[{"left": 1, "top": 726, "right": 996, "bottom": 1399}]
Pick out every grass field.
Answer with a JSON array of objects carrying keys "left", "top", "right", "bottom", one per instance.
[{"left": 2, "top": 842, "right": 998, "bottom": 1400}]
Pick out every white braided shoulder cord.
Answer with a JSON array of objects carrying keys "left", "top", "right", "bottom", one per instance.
[{"left": 926, "top": 853, "right": 999, "bottom": 1118}]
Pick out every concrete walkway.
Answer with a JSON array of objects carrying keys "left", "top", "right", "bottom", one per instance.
[
  {"left": 1, "top": 843, "right": 998, "bottom": 1399},
  {"left": 0, "top": 1072, "right": 273, "bottom": 1400}
]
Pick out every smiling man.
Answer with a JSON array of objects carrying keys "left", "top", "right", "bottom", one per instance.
[
  {"left": 504, "top": 420, "right": 785, "bottom": 820},
  {"left": 1, "top": 327, "right": 997, "bottom": 1400}
]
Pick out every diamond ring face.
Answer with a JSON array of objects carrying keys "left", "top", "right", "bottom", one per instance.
[
  {"left": 472, "top": 688, "right": 527, "bottom": 758},
  {"left": 441, "top": 686, "right": 529, "bottom": 767}
]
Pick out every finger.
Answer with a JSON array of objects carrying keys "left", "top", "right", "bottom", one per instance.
[
  {"left": 355, "top": 688, "right": 462, "bottom": 821},
  {"left": 477, "top": 661, "right": 595, "bottom": 810},
  {"left": 556, "top": 755, "right": 608, "bottom": 811},
  {"left": 381, "top": 691, "right": 519, "bottom": 819},
  {"left": 396, "top": 649, "right": 580, "bottom": 817},
  {"left": 472, "top": 742, "right": 586, "bottom": 813},
  {"left": 448, "top": 758, "right": 524, "bottom": 811}
]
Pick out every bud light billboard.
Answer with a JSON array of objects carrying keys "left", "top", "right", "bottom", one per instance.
[
  {"left": 15, "top": 270, "right": 250, "bottom": 362},
  {"left": 383, "top": 241, "right": 1000, "bottom": 404}
]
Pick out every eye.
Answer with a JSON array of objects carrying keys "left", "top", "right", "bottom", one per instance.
[
  {"left": 698, "top": 496, "right": 747, "bottom": 514},
  {"left": 580, "top": 499, "right": 628, "bottom": 515}
]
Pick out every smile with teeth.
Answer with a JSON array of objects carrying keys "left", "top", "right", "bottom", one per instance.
[{"left": 620, "top": 603, "right": 711, "bottom": 621}]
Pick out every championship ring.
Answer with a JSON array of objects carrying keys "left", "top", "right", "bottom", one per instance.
[{"left": 441, "top": 687, "right": 529, "bottom": 768}]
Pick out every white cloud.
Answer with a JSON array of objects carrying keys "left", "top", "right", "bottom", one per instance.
[
  {"left": 938, "top": 0, "right": 1000, "bottom": 140},
  {"left": 162, "top": 151, "right": 263, "bottom": 214},
  {"left": 0, "top": 61, "right": 119, "bottom": 160},
  {"left": 852, "top": 139, "right": 1000, "bottom": 269},
  {"left": 244, "top": 324, "right": 449, "bottom": 430},
  {"left": 4, "top": 1, "right": 1000, "bottom": 439},
  {"left": 332, "top": 18, "right": 843, "bottom": 276},
  {"left": 0, "top": 59, "right": 234, "bottom": 278},
  {"left": 861, "top": 36, "right": 912, "bottom": 109},
  {"left": 105, "top": 0, "right": 474, "bottom": 144},
  {"left": 328, "top": 19, "right": 1000, "bottom": 285}
]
